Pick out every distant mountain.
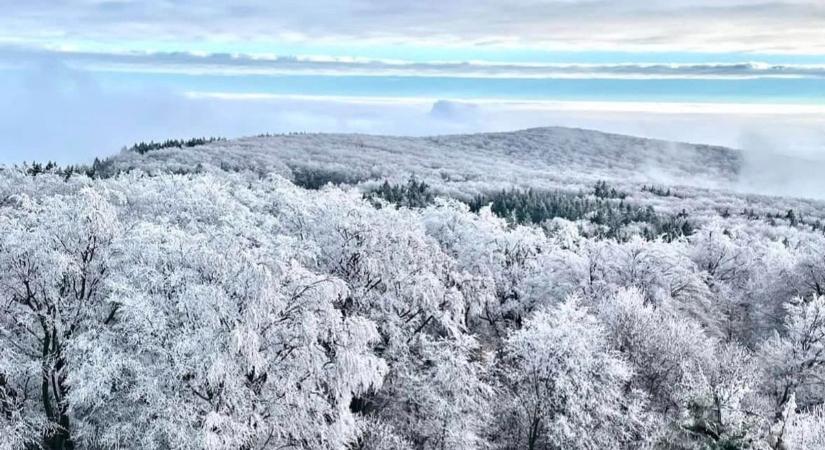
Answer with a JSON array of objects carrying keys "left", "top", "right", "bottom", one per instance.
[{"left": 108, "top": 127, "right": 743, "bottom": 190}]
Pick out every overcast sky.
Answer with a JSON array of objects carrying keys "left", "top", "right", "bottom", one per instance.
[
  {"left": 1, "top": 0, "right": 825, "bottom": 164},
  {"left": 3, "top": 0, "right": 825, "bottom": 53}
]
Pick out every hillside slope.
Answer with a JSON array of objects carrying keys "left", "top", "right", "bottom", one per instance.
[
  {"left": 105, "top": 126, "right": 825, "bottom": 226},
  {"left": 108, "top": 127, "right": 742, "bottom": 190}
]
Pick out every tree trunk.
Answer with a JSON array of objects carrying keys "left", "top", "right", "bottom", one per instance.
[
  {"left": 41, "top": 327, "right": 74, "bottom": 450},
  {"left": 527, "top": 416, "right": 541, "bottom": 450}
]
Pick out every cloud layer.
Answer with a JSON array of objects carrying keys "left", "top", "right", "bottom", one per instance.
[
  {"left": 6, "top": 46, "right": 825, "bottom": 79},
  {"left": 2, "top": 1, "right": 825, "bottom": 54}
]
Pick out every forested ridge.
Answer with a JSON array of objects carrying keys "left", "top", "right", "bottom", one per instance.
[{"left": 3, "top": 129, "right": 825, "bottom": 449}]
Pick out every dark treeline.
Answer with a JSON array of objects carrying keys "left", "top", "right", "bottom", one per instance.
[
  {"left": 594, "top": 180, "right": 628, "bottom": 199},
  {"left": 17, "top": 136, "right": 226, "bottom": 180},
  {"left": 17, "top": 158, "right": 108, "bottom": 180},
  {"left": 467, "top": 187, "right": 694, "bottom": 241},
  {"left": 766, "top": 208, "right": 825, "bottom": 232},
  {"left": 291, "top": 167, "right": 366, "bottom": 190},
  {"left": 642, "top": 184, "right": 678, "bottom": 197},
  {"left": 364, "top": 178, "right": 435, "bottom": 209},
  {"left": 127, "top": 137, "right": 226, "bottom": 155},
  {"left": 363, "top": 178, "right": 695, "bottom": 241}
]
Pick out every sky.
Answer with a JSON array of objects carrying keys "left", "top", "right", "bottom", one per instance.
[{"left": 2, "top": 0, "right": 825, "bottom": 164}]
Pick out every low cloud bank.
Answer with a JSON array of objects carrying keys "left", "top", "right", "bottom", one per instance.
[{"left": 8, "top": 46, "right": 825, "bottom": 79}]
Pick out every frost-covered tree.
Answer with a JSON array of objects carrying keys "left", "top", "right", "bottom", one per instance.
[
  {"left": 375, "top": 335, "right": 492, "bottom": 450},
  {"left": 267, "top": 188, "right": 497, "bottom": 448},
  {"left": 0, "top": 188, "right": 120, "bottom": 449},
  {"left": 70, "top": 223, "right": 387, "bottom": 449},
  {"left": 676, "top": 343, "right": 768, "bottom": 449},
  {"left": 0, "top": 177, "right": 392, "bottom": 449},
  {"left": 599, "top": 289, "right": 713, "bottom": 417},
  {"left": 775, "top": 395, "right": 825, "bottom": 450},
  {"left": 789, "top": 237, "right": 825, "bottom": 298},
  {"left": 760, "top": 296, "right": 825, "bottom": 413},
  {"left": 499, "top": 295, "right": 650, "bottom": 450}
]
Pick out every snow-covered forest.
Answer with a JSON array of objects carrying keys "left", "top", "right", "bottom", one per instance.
[{"left": 3, "top": 128, "right": 825, "bottom": 449}]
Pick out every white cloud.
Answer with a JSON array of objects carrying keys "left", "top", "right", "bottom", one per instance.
[
  {"left": 6, "top": 47, "right": 825, "bottom": 79},
  {"left": 1, "top": 1, "right": 824, "bottom": 54}
]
